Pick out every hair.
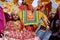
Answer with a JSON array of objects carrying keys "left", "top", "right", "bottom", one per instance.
[
  {"left": 4, "top": 12, "right": 12, "bottom": 22},
  {"left": 39, "top": 5, "right": 45, "bottom": 11}
]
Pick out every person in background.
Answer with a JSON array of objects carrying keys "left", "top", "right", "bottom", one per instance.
[
  {"left": 51, "top": 6, "right": 60, "bottom": 33},
  {"left": 0, "top": 6, "right": 6, "bottom": 38},
  {"left": 49, "top": 19, "right": 60, "bottom": 40},
  {"left": 36, "top": 5, "right": 51, "bottom": 40},
  {"left": 48, "top": 12, "right": 56, "bottom": 32},
  {"left": 49, "top": 6, "right": 60, "bottom": 40},
  {"left": 57, "top": 5, "right": 60, "bottom": 20},
  {"left": 38, "top": 5, "right": 50, "bottom": 27}
]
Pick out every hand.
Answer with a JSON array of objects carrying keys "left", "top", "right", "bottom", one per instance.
[{"left": 46, "top": 26, "right": 50, "bottom": 30}]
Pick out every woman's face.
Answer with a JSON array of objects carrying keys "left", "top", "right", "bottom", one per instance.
[{"left": 12, "top": 14, "right": 19, "bottom": 20}]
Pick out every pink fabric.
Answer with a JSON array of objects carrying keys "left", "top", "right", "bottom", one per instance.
[
  {"left": 0, "top": 6, "right": 6, "bottom": 32},
  {"left": 34, "top": 37, "right": 40, "bottom": 40},
  {"left": 7, "top": 30, "right": 36, "bottom": 40},
  {"left": 0, "top": 38, "right": 3, "bottom": 40}
]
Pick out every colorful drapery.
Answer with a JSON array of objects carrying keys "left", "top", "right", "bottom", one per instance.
[
  {"left": 0, "top": 6, "right": 6, "bottom": 32},
  {"left": 23, "top": 10, "right": 38, "bottom": 25}
]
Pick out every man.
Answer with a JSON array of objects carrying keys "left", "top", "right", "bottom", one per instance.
[{"left": 36, "top": 5, "right": 51, "bottom": 40}]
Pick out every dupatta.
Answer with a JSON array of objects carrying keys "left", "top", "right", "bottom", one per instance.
[{"left": 0, "top": 6, "right": 6, "bottom": 32}]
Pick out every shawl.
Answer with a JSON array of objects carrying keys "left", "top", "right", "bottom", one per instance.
[{"left": 0, "top": 6, "right": 6, "bottom": 32}]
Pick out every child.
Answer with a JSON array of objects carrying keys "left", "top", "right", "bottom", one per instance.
[{"left": 5, "top": 12, "right": 24, "bottom": 31}]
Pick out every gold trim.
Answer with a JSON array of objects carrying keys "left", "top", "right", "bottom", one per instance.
[{"left": 55, "top": 0, "right": 60, "bottom": 4}]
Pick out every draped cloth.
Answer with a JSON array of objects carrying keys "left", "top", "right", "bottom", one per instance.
[
  {"left": 32, "top": 0, "right": 40, "bottom": 8},
  {"left": 18, "top": 0, "right": 22, "bottom": 6},
  {"left": 0, "top": 6, "right": 6, "bottom": 32}
]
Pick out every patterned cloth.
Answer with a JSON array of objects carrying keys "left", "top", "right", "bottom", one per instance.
[
  {"left": 4, "top": 30, "right": 40, "bottom": 40},
  {"left": 5, "top": 21, "right": 22, "bottom": 31},
  {"left": 23, "top": 11, "right": 38, "bottom": 25},
  {"left": 4, "top": 20, "right": 40, "bottom": 40}
]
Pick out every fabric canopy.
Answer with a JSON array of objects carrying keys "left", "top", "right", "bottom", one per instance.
[{"left": 18, "top": 0, "right": 22, "bottom": 6}]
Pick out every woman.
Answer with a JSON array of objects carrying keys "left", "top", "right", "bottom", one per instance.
[
  {"left": 5, "top": 13, "right": 23, "bottom": 31},
  {"left": 4, "top": 13, "right": 40, "bottom": 40},
  {"left": 49, "top": 5, "right": 60, "bottom": 40}
]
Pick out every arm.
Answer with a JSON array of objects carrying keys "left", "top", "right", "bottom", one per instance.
[{"left": 35, "top": 19, "right": 43, "bottom": 34}]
